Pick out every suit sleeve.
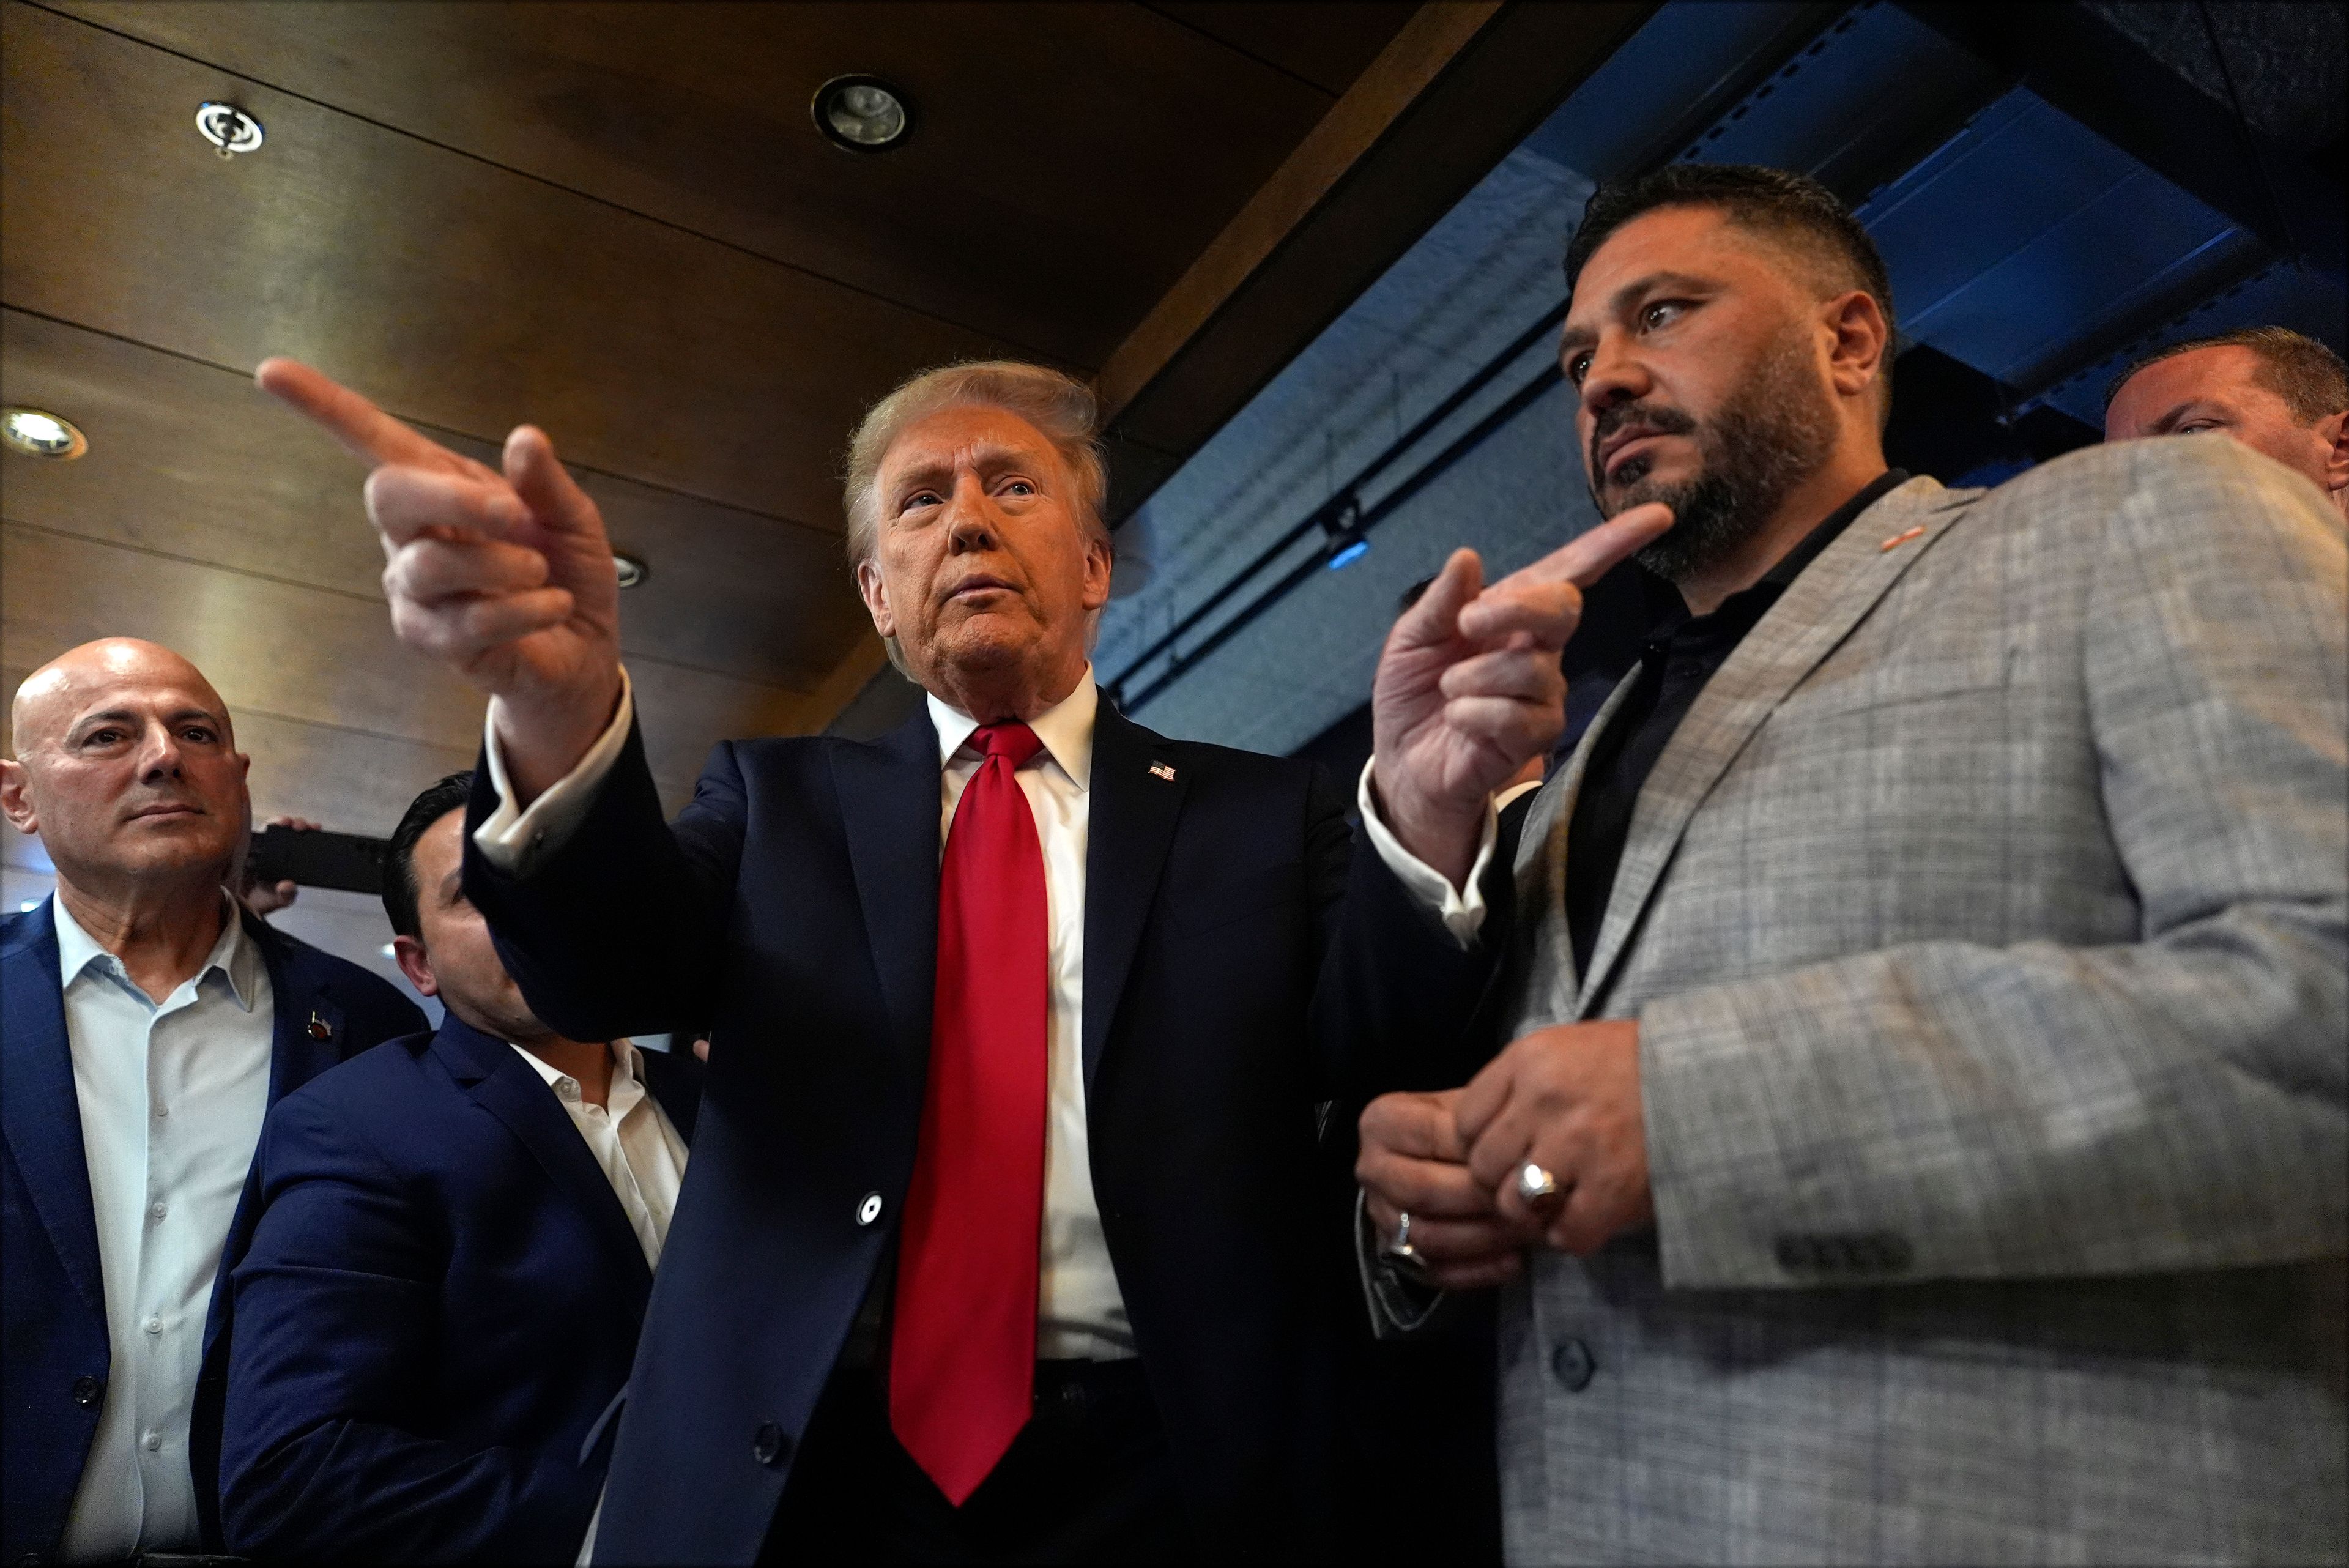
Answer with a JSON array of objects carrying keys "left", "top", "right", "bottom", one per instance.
[
  {"left": 1639, "top": 445, "right": 2349, "bottom": 1288},
  {"left": 1313, "top": 791, "right": 1530, "bottom": 1103},
  {"left": 462, "top": 721, "right": 745, "bottom": 1043},
  {"left": 220, "top": 1094, "right": 599, "bottom": 1564}
]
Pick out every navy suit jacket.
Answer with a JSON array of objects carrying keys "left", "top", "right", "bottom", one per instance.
[
  {"left": 218, "top": 1013, "right": 702, "bottom": 1563},
  {"left": 1, "top": 896, "right": 423, "bottom": 1565},
  {"left": 460, "top": 699, "right": 1356, "bottom": 1563}
]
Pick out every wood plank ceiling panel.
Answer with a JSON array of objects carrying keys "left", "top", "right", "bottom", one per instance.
[
  {"left": 1147, "top": 2, "right": 1422, "bottom": 95},
  {"left": 46, "top": 0, "right": 1363, "bottom": 371},
  {"left": 2, "top": 307, "right": 874, "bottom": 691},
  {"left": 0, "top": 526, "right": 801, "bottom": 811},
  {"left": 1, "top": 2, "right": 1010, "bottom": 527}
]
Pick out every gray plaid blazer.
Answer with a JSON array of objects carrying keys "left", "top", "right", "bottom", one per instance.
[{"left": 1478, "top": 438, "right": 2347, "bottom": 1565}]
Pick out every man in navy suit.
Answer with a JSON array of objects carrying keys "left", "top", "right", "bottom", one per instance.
[
  {"left": 220, "top": 771, "right": 702, "bottom": 1563},
  {"left": 1, "top": 638, "right": 424, "bottom": 1565},
  {"left": 258, "top": 352, "right": 1654, "bottom": 1564}
]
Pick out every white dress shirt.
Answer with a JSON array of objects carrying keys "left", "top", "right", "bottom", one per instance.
[
  {"left": 51, "top": 892, "right": 273, "bottom": 1563},
  {"left": 508, "top": 1036, "right": 688, "bottom": 1567},
  {"left": 474, "top": 666, "right": 1137, "bottom": 1361},
  {"left": 505, "top": 1038, "right": 688, "bottom": 1270}
]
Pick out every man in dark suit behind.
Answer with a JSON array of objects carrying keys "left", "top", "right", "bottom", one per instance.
[
  {"left": 220, "top": 771, "right": 702, "bottom": 1562},
  {"left": 2, "top": 639, "right": 423, "bottom": 1564},
  {"left": 259, "top": 350, "right": 1652, "bottom": 1564}
]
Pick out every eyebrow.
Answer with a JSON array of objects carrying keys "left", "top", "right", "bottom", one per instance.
[
  {"left": 69, "top": 705, "right": 223, "bottom": 737},
  {"left": 889, "top": 440, "right": 1047, "bottom": 496},
  {"left": 1558, "top": 270, "right": 1721, "bottom": 355},
  {"left": 2143, "top": 399, "right": 2221, "bottom": 435},
  {"left": 436, "top": 866, "right": 465, "bottom": 904}
]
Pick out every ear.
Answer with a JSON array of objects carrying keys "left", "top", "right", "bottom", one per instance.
[
  {"left": 1821, "top": 289, "right": 1891, "bottom": 410},
  {"left": 0, "top": 758, "right": 36, "bottom": 838},
  {"left": 2318, "top": 409, "right": 2349, "bottom": 500},
  {"left": 855, "top": 555, "right": 897, "bottom": 639},
  {"left": 1080, "top": 528, "right": 1115, "bottom": 615},
  {"left": 390, "top": 934, "right": 440, "bottom": 998}
]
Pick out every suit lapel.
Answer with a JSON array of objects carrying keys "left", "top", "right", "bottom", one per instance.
[
  {"left": 253, "top": 914, "right": 347, "bottom": 1104},
  {"left": 1506, "top": 666, "right": 1647, "bottom": 1022},
  {"left": 830, "top": 710, "right": 943, "bottom": 1090},
  {"left": 0, "top": 902, "right": 106, "bottom": 1322},
  {"left": 435, "top": 1017, "right": 653, "bottom": 1304},
  {"left": 1082, "top": 703, "right": 1189, "bottom": 1092},
  {"left": 209, "top": 915, "right": 360, "bottom": 1364},
  {"left": 1575, "top": 477, "right": 1970, "bottom": 1015}
]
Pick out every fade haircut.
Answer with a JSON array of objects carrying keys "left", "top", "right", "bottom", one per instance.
[
  {"left": 841, "top": 360, "right": 1111, "bottom": 565},
  {"left": 1563, "top": 164, "right": 1897, "bottom": 425},
  {"left": 2106, "top": 326, "right": 2349, "bottom": 425},
  {"left": 382, "top": 771, "right": 474, "bottom": 942}
]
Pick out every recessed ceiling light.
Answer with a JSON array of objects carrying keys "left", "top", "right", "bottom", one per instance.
[
  {"left": 195, "top": 102, "right": 265, "bottom": 157},
  {"left": 613, "top": 552, "right": 649, "bottom": 589},
  {"left": 2, "top": 407, "right": 87, "bottom": 459},
  {"left": 812, "top": 76, "right": 911, "bottom": 152}
]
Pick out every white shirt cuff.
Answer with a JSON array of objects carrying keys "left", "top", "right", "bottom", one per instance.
[
  {"left": 1356, "top": 759, "right": 1497, "bottom": 949},
  {"left": 473, "top": 668, "right": 635, "bottom": 875}
]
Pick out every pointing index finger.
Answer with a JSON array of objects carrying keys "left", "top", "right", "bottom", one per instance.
[
  {"left": 254, "top": 357, "right": 465, "bottom": 473},
  {"left": 1497, "top": 502, "right": 1674, "bottom": 593}
]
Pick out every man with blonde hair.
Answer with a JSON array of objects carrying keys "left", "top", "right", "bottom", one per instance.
[{"left": 256, "top": 354, "right": 1664, "bottom": 1562}]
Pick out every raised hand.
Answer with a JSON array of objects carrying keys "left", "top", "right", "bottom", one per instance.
[
  {"left": 1369, "top": 503, "right": 1671, "bottom": 884},
  {"left": 254, "top": 359, "right": 623, "bottom": 799}
]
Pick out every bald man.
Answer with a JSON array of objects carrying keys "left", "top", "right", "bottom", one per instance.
[
  {"left": 2, "top": 639, "right": 424, "bottom": 1565},
  {"left": 2104, "top": 326, "right": 2348, "bottom": 518}
]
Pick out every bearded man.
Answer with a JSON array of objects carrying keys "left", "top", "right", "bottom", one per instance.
[{"left": 1329, "top": 165, "right": 2348, "bottom": 1564}]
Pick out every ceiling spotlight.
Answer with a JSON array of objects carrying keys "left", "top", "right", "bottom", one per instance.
[
  {"left": 613, "top": 552, "right": 649, "bottom": 589},
  {"left": 2, "top": 407, "right": 87, "bottom": 459},
  {"left": 195, "top": 102, "right": 265, "bottom": 157},
  {"left": 812, "top": 76, "right": 911, "bottom": 152}
]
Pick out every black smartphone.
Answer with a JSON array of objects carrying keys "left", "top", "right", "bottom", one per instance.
[{"left": 246, "top": 825, "right": 391, "bottom": 895}]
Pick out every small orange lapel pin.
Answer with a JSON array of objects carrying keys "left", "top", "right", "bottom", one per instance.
[{"left": 1879, "top": 524, "right": 1928, "bottom": 552}]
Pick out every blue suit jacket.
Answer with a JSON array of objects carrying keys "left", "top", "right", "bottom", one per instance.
[
  {"left": 219, "top": 1013, "right": 702, "bottom": 1564},
  {"left": 461, "top": 700, "right": 1359, "bottom": 1563},
  {"left": 1, "top": 896, "right": 424, "bottom": 1565}
]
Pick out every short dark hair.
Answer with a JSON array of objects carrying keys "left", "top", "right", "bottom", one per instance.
[
  {"left": 1562, "top": 164, "right": 1896, "bottom": 417},
  {"left": 382, "top": 771, "right": 475, "bottom": 941},
  {"left": 2106, "top": 326, "right": 2349, "bottom": 425}
]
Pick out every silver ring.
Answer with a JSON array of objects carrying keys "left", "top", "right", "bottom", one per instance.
[
  {"left": 1381, "top": 1209, "right": 1433, "bottom": 1285},
  {"left": 1516, "top": 1162, "right": 1562, "bottom": 1206}
]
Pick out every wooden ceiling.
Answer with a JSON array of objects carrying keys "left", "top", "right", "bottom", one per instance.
[{"left": 2, "top": 0, "right": 1645, "bottom": 840}]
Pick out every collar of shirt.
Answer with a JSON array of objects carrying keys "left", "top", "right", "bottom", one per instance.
[
  {"left": 1633, "top": 469, "right": 1914, "bottom": 647},
  {"left": 51, "top": 888, "right": 261, "bottom": 1013},
  {"left": 925, "top": 666, "right": 1098, "bottom": 791},
  {"left": 509, "top": 1037, "right": 650, "bottom": 1115}
]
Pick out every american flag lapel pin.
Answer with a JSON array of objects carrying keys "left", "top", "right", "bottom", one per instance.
[
  {"left": 306, "top": 1011, "right": 332, "bottom": 1041},
  {"left": 1149, "top": 762, "right": 1177, "bottom": 782}
]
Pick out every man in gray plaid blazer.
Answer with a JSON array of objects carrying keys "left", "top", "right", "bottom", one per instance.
[{"left": 1327, "top": 165, "right": 2347, "bottom": 1564}]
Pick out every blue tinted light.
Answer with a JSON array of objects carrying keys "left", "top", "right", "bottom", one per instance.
[{"left": 1327, "top": 540, "right": 1371, "bottom": 570}]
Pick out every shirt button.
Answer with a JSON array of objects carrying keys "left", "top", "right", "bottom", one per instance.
[
  {"left": 1551, "top": 1338, "right": 1598, "bottom": 1392},
  {"left": 856, "top": 1192, "right": 884, "bottom": 1227},
  {"left": 144, "top": 1317, "right": 163, "bottom": 1335},
  {"left": 154, "top": 1104, "right": 169, "bottom": 1118},
  {"left": 141, "top": 1432, "right": 161, "bottom": 1452},
  {"left": 149, "top": 1202, "right": 168, "bottom": 1221},
  {"left": 751, "top": 1422, "right": 790, "bottom": 1468}
]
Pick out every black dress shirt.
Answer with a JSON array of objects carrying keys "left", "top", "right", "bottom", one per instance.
[{"left": 1563, "top": 471, "right": 1911, "bottom": 981}]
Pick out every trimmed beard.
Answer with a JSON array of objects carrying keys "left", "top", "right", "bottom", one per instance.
[{"left": 1597, "top": 329, "right": 1840, "bottom": 585}]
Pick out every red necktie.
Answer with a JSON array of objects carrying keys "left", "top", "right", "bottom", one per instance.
[{"left": 891, "top": 721, "right": 1050, "bottom": 1505}]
